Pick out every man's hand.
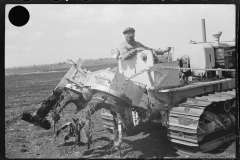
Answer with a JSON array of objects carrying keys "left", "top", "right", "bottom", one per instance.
[
  {"left": 127, "top": 49, "right": 139, "bottom": 58},
  {"left": 123, "top": 48, "right": 146, "bottom": 60},
  {"left": 129, "top": 49, "right": 138, "bottom": 54},
  {"left": 163, "top": 47, "right": 171, "bottom": 53}
]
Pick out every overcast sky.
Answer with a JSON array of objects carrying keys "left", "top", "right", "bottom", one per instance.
[{"left": 5, "top": 4, "right": 235, "bottom": 68}]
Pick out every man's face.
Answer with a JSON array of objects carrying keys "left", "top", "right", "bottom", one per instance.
[{"left": 124, "top": 32, "right": 135, "bottom": 42}]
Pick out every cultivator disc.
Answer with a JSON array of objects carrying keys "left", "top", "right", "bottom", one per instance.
[{"left": 167, "top": 89, "right": 236, "bottom": 153}]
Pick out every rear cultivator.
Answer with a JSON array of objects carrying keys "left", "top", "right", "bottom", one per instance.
[
  {"left": 21, "top": 20, "right": 237, "bottom": 156},
  {"left": 54, "top": 91, "right": 130, "bottom": 154}
]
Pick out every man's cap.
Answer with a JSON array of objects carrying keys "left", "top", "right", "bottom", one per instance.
[{"left": 123, "top": 27, "right": 135, "bottom": 34}]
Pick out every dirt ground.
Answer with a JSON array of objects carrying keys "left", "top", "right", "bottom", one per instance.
[
  {"left": 5, "top": 67, "right": 238, "bottom": 159},
  {"left": 5, "top": 103, "right": 237, "bottom": 159}
]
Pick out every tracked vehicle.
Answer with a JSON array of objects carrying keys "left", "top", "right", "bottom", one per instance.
[
  {"left": 22, "top": 19, "right": 236, "bottom": 153},
  {"left": 97, "top": 19, "right": 237, "bottom": 152},
  {"left": 63, "top": 24, "right": 236, "bottom": 152},
  {"left": 107, "top": 32, "right": 236, "bottom": 152}
]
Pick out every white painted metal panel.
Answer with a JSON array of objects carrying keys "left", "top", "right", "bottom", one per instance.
[
  {"left": 173, "top": 44, "right": 215, "bottom": 76},
  {"left": 118, "top": 50, "right": 154, "bottom": 89}
]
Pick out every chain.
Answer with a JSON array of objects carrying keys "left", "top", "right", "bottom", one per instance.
[
  {"left": 126, "top": 67, "right": 151, "bottom": 80},
  {"left": 162, "top": 67, "right": 236, "bottom": 71},
  {"left": 126, "top": 66, "right": 236, "bottom": 80}
]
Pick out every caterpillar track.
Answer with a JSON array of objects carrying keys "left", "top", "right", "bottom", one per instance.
[
  {"left": 167, "top": 89, "right": 236, "bottom": 153},
  {"left": 101, "top": 108, "right": 114, "bottom": 131}
]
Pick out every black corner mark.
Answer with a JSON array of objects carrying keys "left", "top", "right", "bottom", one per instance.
[{"left": 8, "top": 5, "right": 30, "bottom": 27}]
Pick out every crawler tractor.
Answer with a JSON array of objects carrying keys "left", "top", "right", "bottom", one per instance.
[{"left": 22, "top": 20, "right": 237, "bottom": 153}]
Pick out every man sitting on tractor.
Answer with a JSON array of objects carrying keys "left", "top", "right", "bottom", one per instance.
[{"left": 118, "top": 27, "right": 171, "bottom": 62}]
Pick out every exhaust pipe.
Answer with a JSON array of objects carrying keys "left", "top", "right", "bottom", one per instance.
[{"left": 201, "top": 19, "right": 207, "bottom": 42}]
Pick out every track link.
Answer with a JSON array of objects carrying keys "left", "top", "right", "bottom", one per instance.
[
  {"left": 101, "top": 108, "right": 114, "bottom": 130},
  {"left": 167, "top": 89, "right": 236, "bottom": 153}
]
